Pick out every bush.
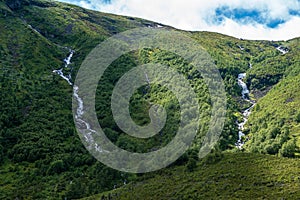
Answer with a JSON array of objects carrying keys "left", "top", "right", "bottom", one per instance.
[
  {"left": 264, "top": 142, "right": 280, "bottom": 155},
  {"left": 186, "top": 158, "right": 197, "bottom": 172},
  {"left": 279, "top": 139, "right": 296, "bottom": 158},
  {"left": 0, "top": 145, "right": 3, "bottom": 163},
  {"left": 203, "top": 149, "right": 223, "bottom": 164},
  {"left": 295, "top": 113, "right": 300, "bottom": 123},
  {"left": 268, "top": 127, "right": 280, "bottom": 139},
  {"left": 47, "top": 160, "right": 65, "bottom": 175}
]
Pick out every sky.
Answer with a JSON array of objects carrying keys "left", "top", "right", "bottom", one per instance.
[{"left": 57, "top": 0, "right": 300, "bottom": 40}]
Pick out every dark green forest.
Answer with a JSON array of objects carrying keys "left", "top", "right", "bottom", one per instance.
[{"left": 0, "top": 0, "right": 299, "bottom": 199}]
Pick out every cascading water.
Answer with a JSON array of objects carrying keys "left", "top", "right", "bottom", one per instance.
[
  {"left": 52, "top": 49, "right": 105, "bottom": 153},
  {"left": 237, "top": 73, "right": 250, "bottom": 100},
  {"left": 53, "top": 49, "right": 74, "bottom": 85},
  {"left": 28, "top": 24, "right": 41, "bottom": 35},
  {"left": 276, "top": 46, "right": 289, "bottom": 55},
  {"left": 73, "top": 85, "right": 100, "bottom": 151},
  {"left": 236, "top": 73, "right": 256, "bottom": 148}
]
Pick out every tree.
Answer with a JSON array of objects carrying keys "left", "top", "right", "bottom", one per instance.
[
  {"left": 186, "top": 158, "right": 197, "bottom": 172},
  {"left": 0, "top": 145, "right": 3, "bottom": 163},
  {"left": 279, "top": 139, "right": 296, "bottom": 158},
  {"left": 203, "top": 148, "right": 223, "bottom": 164},
  {"left": 47, "top": 160, "right": 65, "bottom": 175},
  {"left": 295, "top": 112, "right": 300, "bottom": 123}
]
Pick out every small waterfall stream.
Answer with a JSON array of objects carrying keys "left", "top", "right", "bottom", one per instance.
[
  {"left": 237, "top": 73, "right": 250, "bottom": 100},
  {"left": 52, "top": 50, "right": 104, "bottom": 152},
  {"left": 276, "top": 46, "right": 289, "bottom": 55},
  {"left": 53, "top": 50, "right": 74, "bottom": 85},
  {"left": 236, "top": 73, "right": 256, "bottom": 148},
  {"left": 235, "top": 45, "right": 288, "bottom": 148}
]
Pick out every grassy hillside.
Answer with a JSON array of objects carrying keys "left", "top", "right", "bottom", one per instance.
[
  {"left": 0, "top": 0, "right": 299, "bottom": 199},
  {"left": 84, "top": 153, "right": 300, "bottom": 200}
]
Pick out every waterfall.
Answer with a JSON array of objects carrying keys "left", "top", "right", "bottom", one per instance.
[
  {"left": 276, "top": 46, "right": 289, "bottom": 55},
  {"left": 236, "top": 73, "right": 256, "bottom": 148},
  {"left": 52, "top": 49, "right": 106, "bottom": 153},
  {"left": 53, "top": 49, "right": 74, "bottom": 85},
  {"left": 237, "top": 73, "right": 250, "bottom": 99}
]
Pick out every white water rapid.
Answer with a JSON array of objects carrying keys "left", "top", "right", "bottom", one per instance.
[
  {"left": 73, "top": 85, "right": 103, "bottom": 152},
  {"left": 237, "top": 73, "right": 250, "bottom": 100},
  {"left": 276, "top": 46, "right": 289, "bottom": 55},
  {"left": 236, "top": 73, "right": 256, "bottom": 148},
  {"left": 53, "top": 50, "right": 74, "bottom": 85},
  {"left": 52, "top": 50, "right": 105, "bottom": 153}
]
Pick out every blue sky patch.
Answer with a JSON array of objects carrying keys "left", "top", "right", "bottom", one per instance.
[
  {"left": 289, "top": 9, "right": 300, "bottom": 16},
  {"left": 267, "top": 19, "right": 286, "bottom": 28},
  {"left": 213, "top": 6, "right": 287, "bottom": 28}
]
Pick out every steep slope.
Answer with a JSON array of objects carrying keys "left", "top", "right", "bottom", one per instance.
[
  {"left": 0, "top": 0, "right": 156, "bottom": 199},
  {"left": 0, "top": 0, "right": 299, "bottom": 199}
]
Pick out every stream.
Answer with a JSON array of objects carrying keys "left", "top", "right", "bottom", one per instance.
[
  {"left": 235, "top": 45, "right": 289, "bottom": 148},
  {"left": 53, "top": 50, "right": 74, "bottom": 85},
  {"left": 276, "top": 46, "right": 289, "bottom": 55},
  {"left": 236, "top": 73, "right": 256, "bottom": 148},
  {"left": 29, "top": 23, "right": 96, "bottom": 145},
  {"left": 52, "top": 50, "right": 104, "bottom": 153}
]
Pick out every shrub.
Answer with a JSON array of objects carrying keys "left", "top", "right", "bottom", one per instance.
[
  {"left": 203, "top": 149, "right": 223, "bottom": 164},
  {"left": 186, "top": 158, "right": 197, "bottom": 172},
  {"left": 47, "top": 160, "right": 65, "bottom": 175},
  {"left": 279, "top": 139, "right": 296, "bottom": 158},
  {"left": 0, "top": 145, "right": 3, "bottom": 163},
  {"left": 295, "top": 113, "right": 300, "bottom": 123},
  {"left": 264, "top": 142, "right": 280, "bottom": 155}
]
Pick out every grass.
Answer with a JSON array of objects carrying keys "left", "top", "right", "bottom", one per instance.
[{"left": 83, "top": 153, "right": 300, "bottom": 200}]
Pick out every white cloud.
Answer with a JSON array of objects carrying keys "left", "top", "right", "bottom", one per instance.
[
  {"left": 202, "top": 16, "right": 300, "bottom": 41},
  {"left": 56, "top": 0, "right": 300, "bottom": 40},
  {"left": 78, "top": 1, "right": 94, "bottom": 10}
]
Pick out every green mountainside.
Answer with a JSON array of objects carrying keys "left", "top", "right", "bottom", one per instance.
[
  {"left": 0, "top": 0, "right": 299, "bottom": 199},
  {"left": 84, "top": 153, "right": 300, "bottom": 200}
]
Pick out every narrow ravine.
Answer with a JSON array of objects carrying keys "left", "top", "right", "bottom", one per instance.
[
  {"left": 235, "top": 44, "right": 289, "bottom": 147},
  {"left": 236, "top": 72, "right": 256, "bottom": 148},
  {"left": 235, "top": 44, "right": 288, "bottom": 147},
  {"left": 27, "top": 22, "right": 98, "bottom": 148}
]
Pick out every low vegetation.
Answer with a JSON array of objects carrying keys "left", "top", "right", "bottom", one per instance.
[{"left": 84, "top": 153, "right": 300, "bottom": 200}]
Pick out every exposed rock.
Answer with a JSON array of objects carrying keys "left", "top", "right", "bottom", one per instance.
[{"left": 251, "top": 86, "right": 273, "bottom": 100}]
